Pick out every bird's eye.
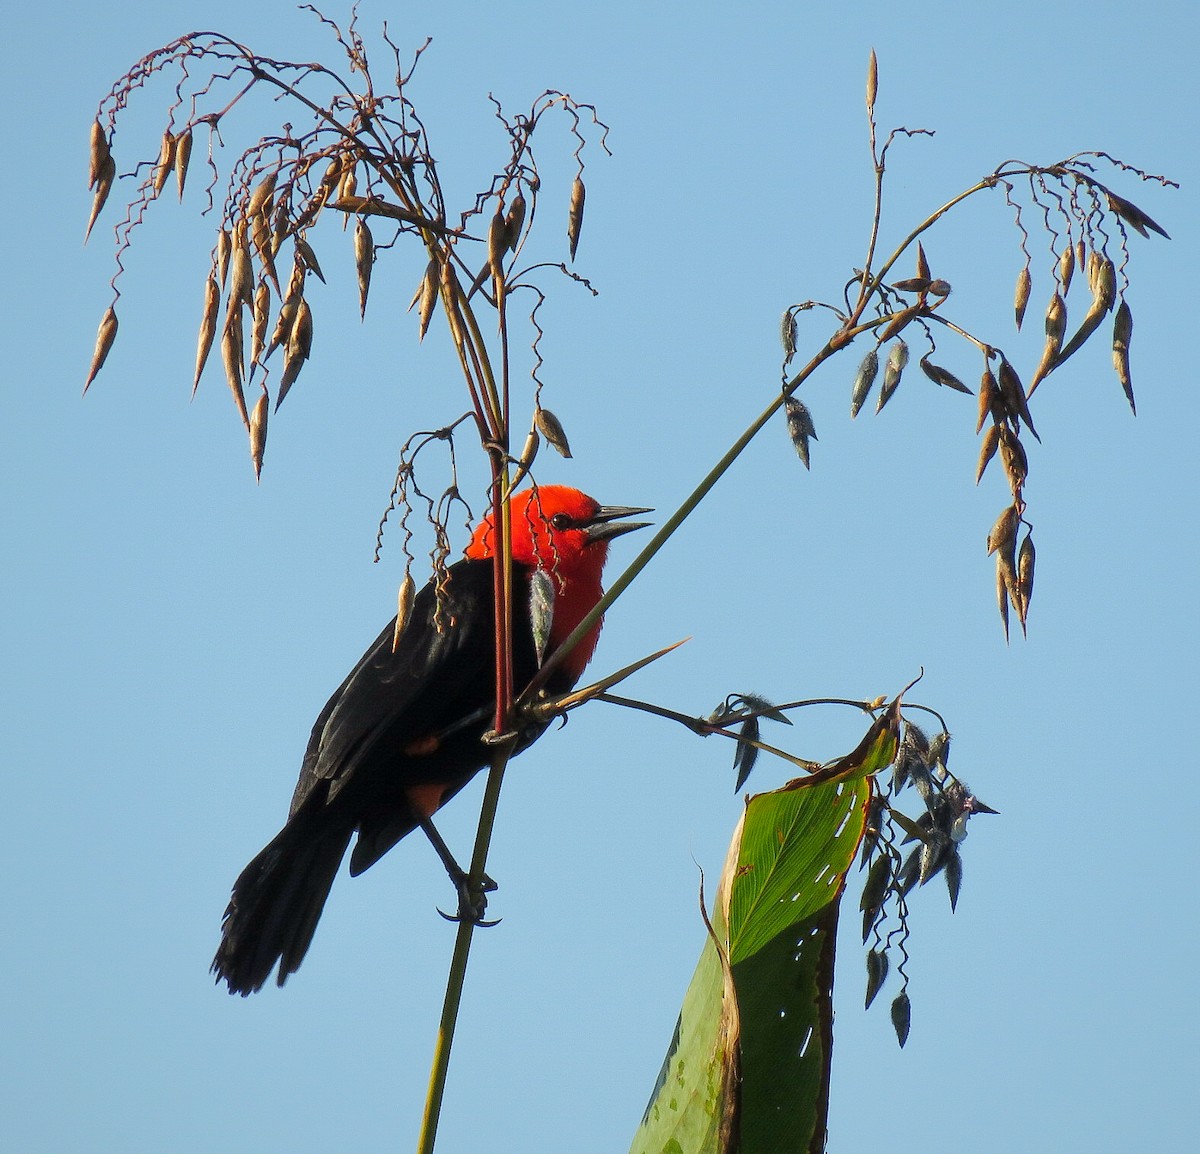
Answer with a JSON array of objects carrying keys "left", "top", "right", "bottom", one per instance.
[{"left": 550, "top": 512, "right": 573, "bottom": 531}]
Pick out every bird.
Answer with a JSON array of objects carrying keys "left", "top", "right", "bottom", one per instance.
[{"left": 212, "top": 485, "right": 650, "bottom": 995}]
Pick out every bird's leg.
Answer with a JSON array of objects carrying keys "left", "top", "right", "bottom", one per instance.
[{"left": 417, "top": 813, "right": 500, "bottom": 926}]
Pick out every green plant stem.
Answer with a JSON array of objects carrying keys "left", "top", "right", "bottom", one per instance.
[{"left": 416, "top": 742, "right": 513, "bottom": 1154}]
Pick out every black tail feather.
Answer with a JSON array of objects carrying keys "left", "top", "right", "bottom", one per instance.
[{"left": 212, "top": 818, "right": 353, "bottom": 996}]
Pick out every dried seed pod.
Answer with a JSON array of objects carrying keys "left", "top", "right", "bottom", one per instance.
[
  {"left": 174, "top": 129, "right": 193, "bottom": 201},
  {"left": 998, "top": 426, "right": 1028, "bottom": 495},
  {"left": 996, "top": 358, "right": 1037, "bottom": 438},
  {"left": 412, "top": 258, "right": 438, "bottom": 341},
  {"left": 216, "top": 229, "right": 232, "bottom": 289},
  {"left": 1112, "top": 299, "right": 1135, "bottom": 414},
  {"left": 487, "top": 209, "right": 508, "bottom": 281},
  {"left": 1013, "top": 266, "right": 1032, "bottom": 331},
  {"left": 251, "top": 213, "right": 281, "bottom": 296},
  {"left": 877, "top": 340, "right": 909, "bottom": 412},
  {"left": 83, "top": 305, "right": 118, "bottom": 393},
  {"left": 1075, "top": 239, "right": 1086, "bottom": 275},
  {"left": 152, "top": 131, "right": 177, "bottom": 198},
  {"left": 927, "top": 279, "right": 951, "bottom": 297},
  {"left": 879, "top": 304, "right": 920, "bottom": 341},
  {"left": 784, "top": 396, "right": 817, "bottom": 469},
  {"left": 891, "top": 992, "right": 911, "bottom": 1048},
  {"left": 392, "top": 573, "right": 417, "bottom": 653},
  {"left": 850, "top": 348, "right": 879, "bottom": 417},
  {"left": 220, "top": 308, "right": 250, "bottom": 429},
  {"left": 228, "top": 222, "right": 254, "bottom": 312},
  {"left": 193, "top": 274, "right": 220, "bottom": 396},
  {"left": 915, "top": 241, "right": 931, "bottom": 282},
  {"left": 529, "top": 568, "right": 557, "bottom": 667},
  {"left": 1028, "top": 292, "right": 1067, "bottom": 394},
  {"left": 986, "top": 504, "right": 1019, "bottom": 558},
  {"left": 1016, "top": 531, "right": 1035, "bottom": 632},
  {"left": 294, "top": 234, "right": 325, "bottom": 282},
  {"left": 249, "top": 391, "right": 269, "bottom": 481},
  {"left": 509, "top": 427, "right": 540, "bottom": 489},
  {"left": 996, "top": 558, "right": 1011, "bottom": 643},
  {"left": 354, "top": 218, "right": 374, "bottom": 319},
  {"left": 1053, "top": 258, "right": 1116, "bottom": 371},
  {"left": 891, "top": 277, "right": 931, "bottom": 295},
  {"left": 247, "top": 171, "right": 277, "bottom": 218},
  {"left": 976, "top": 367, "right": 1000, "bottom": 435},
  {"left": 866, "top": 48, "right": 878, "bottom": 113},
  {"left": 337, "top": 165, "right": 357, "bottom": 203},
  {"left": 919, "top": 355, "right": 972, "bottom": 394},
  {"left": 1105, "top": 190, "right": 1170, "bottom": 239},
  {"left": 1087, "top": 250, "right": 1103, "bottom": 294},
  {"left": 251, "top": 281, "right": 271, "bottom": 365},
  {"left": 1058, "top": 246, "right": 1074, "bottom": 295},
  {"left": 88, "top": 119, "right": 110, "bottom": 189},
  {"left": 504, "top": 193, "right": 527, "bottom": 251},
  {"left": 865, "top": 947, "right": 888, "bottom": 1010},
  {"left": 535, "top": 407, "right": 572, "bottom": 458},
  {"left": 567, "top": 176, "right": 585, "bottom": 261},
  {"left": 84, "top": 153, "right": 116, "bottom": 243},
  {"left": 288, "top": 298, "right": 314, "bottom": 363},
  {"left": 780, "top": 310, "right": 798, "bottom": 363},
  {"left": 975, "top": 424, "right": 1000, "bottom": 484}
]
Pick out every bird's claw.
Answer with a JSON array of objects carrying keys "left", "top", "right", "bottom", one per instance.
[{"left": 437, "top": 871, "right": 499, "bottom": 926}]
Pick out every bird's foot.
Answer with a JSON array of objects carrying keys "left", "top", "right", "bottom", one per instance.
[{"left": 437, "top": 871, "right": 500, "bottom": 926}]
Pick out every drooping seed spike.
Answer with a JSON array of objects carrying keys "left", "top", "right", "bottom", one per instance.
[
  {"left": 986, "top": 504, "right": 1019, "bottom": 558},
  {"left": 294, "top": 234, "right": 325, "bottom": 283},
  {"left": 504, "top": 193, "right": 527, "bottom": 251},
  {"left": 251, "top": 282, "right": 270, "bottom": 366},
  {"left": 1076, "top": 239, "right": 1086, "bottom": 275},
  {"left": 780, "top": 310, "right": 798, "bottom": 363},
  {"left": 228, "top": 222, "right": 254, "bottom": 312},
  {"left": 249, "top": 391, "right": 269, "bottom": 481},
  {"left": 567, "top": 176, "right": 585, "bottom": 261},
  {"left": 1016, "top": 531, "right": 1035, "bottom": 633},
  {"left": 784, "top": 396, "right": 817, "bottom": 469},
  {"left": 392, "top": 573, "right": 417, "bottom": 653},
  {"left": 488, "top": 209, "right": 508, "bottom": 281},
  {"left": 976, "top": 367, "right": 999, "bottom": 435},
  {"left": 1014, "top": 266, "right": 1032, "bottom": 331},
  {"left": 1105, "top": 190, "right": 1170, "bottom": 240},
  {"left": 891, "top": 992, "right": 911, "bottom": 1048},
  {"left": 354, "top": 218, "right": 374, "bottom": 319},
  {"left": 83, "top": 305, "right": 118, "bottom": 393},
  {"left": 1112, "top": 299, "right": 1135, "bottom": 414},
  {"left": 919, "top": 355, "right": 972, "bottom": 395},
  {"left": 535, "top": 408, "right": 572, "bottom": 458},
  {"left": 175, "top": 129, "right": 193, "bottom": 201},
  {"left": 220, "top": 308, "right": 249, "bottom": 429},
  {"left": 88, "top": 119, "right": 110, "bottom": 190},
  {"left": 193, "top": 274, "right": 220, "bottom": 396},
  {"left": 251, "top": 213, "right": 281, "bottom": 297},
  {"left": 975, "top": 424, "right": 1000, "bottom": 485},
  {"left": 998, "top": 427, "right": 1028, "bottom": 496},
  {"left": 152, "top": 131, "right": 177, "bottom": 198},
  {"left": 877, "top": 340, "right": 909, "bottom": 412},
  {"left": 1052, "top": 260, "right": 1116, "bottom": 374},
  {"left": 84, "top": 154, "right": 116, "bottom": 243},
  {"left": 247, "top": 171, "right": 278, "bottom": 218},
  {"left": 415, "top": 258, "right": 438, "bottom": 341},
  {"left": 1058, "top": 246, "right": 1074, "bottom": 295},
  {"left": 216, "top": 229, "right": 232, "bottom": 289},
  {"left": 996, "top": 358, "right": 1037, "bottom": 439},
  {"left": 866, "top": 49, "right": 879, "bottom": 113},
  {"left": 850, "top": 349, "right": 880, "bottom": 417},
  {"left": 288, "top": 298, "right": 314, "bottom": 363},
  {"left": 1027, "top": 292, "right": 1067, "bottom": 394}
]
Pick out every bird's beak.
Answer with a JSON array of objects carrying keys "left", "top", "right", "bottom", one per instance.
[{"left": 584, "top": 505, "right": 654, "bottom": 545}]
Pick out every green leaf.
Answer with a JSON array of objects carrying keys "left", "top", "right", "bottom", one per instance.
[{"left": 631, "top": 705, "right": 902, "bottom": 1154}]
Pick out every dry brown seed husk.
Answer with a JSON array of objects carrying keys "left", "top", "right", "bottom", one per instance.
[
  {"left": 194, "top": 275, "right": 221, "bottom": 395},
  {"left": 249, "top": 392, "right": 269, "bottom": 480},
  {"left": 996, "top": 558, "right": 1011, "bottom": 642},
  {"left": 1016, "top": 532, "right": 1035, "bottom": 630},
  {"left": 1058, "top": 246, "right": 1074, "bottom": 295},
  {"left": 247, "top": 171, "right": 277, "bottom": 217},
  {"left": 289, "top": 298, "right": 314, "bottom": 363},
  {"left": 880, "top": 304, "right": 920, "bottom": 341},
  {"left": 216, "top": 229, "right": 232, "bottom": 289},
  {"left": 1113, "top": 299, "right": 1135, "bottom": 414},
  {"left": 416, "top": 259, "right": 438, "bottom": 341},
  {"left": 535, "top": 408, "right": 573, "bottom": 458},
  {"left": 997, "top": 359, "right": 1037, "bottom": 437},
  {"left": 251, "top": 282, "right": 271, "bottom": 366},
  {"left": 221, "top": 309, "right": 249, "bottom": 429},
  {"left": 999, "top": 427, "right": 1028, "bottom": 495},
  {"left": 88, "top": 119, "right": 109, "bottom": 189},
  {"left": 355, "top": 218, "right": 373, "bottom": 319},
  {"left": 488, "top": 210, "right": 508, "bottom": 280},
  {"left": 1027, "top": 292, "right": 1067, "bottom": 394},
  {"left": 152, "top": 131, "right": 177, "bottom": 197},
  {"left": 229, "top": 222, "right": 254, "bottom": 311},
  {"left": 84, "top": 154, "right": 116, "bottom": 243},
  {"left": 84, "top": 306, "right": 118, "bottom": 393},
  {"left": 175, "top": 129, "right": 193, "bottom": 201},
  {"left": 919, "top": 355, "right": 972, "bottom": 394},
  {"left": 567, "top": 177, "right": 585, "bottom": 261},
  {"left": 505, "top": 194, "right": 527, "bottom": 251},
  {"left": 850, "top": 349, "right": 879, "bottom": 417},
  {"left": 1014, "top": 266, "right": 1032, "bottom": 331},
  {"left": 986, "top": 504, "right": 1019, "bottom": 557},
  {"left": 392, "top": 573, "right": 417, "bottom": 653},
  {"left": 295, "top": 235, "right": 325, "bottom": 282},
  {"left": 977, "top": 367, "right": 999, "bottom": 435},
  {"left": 866, "top": 49, "right": 878, "bottom": 111},
  {"left": 916, "top": 241, "right": 931, "bottom": 282},
  {"left": 275, "top": 352, "right": 304, "bottom": 411},
  {"left": 975, "top": 424, "right": 1000, "bottom": 484}
]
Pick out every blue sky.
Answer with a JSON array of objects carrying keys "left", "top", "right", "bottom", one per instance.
[{"left": 4, "top": 1, "right": 1197, "bottom": 1151}]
